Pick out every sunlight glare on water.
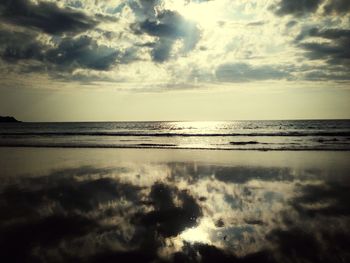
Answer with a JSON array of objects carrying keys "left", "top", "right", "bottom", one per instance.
[{"left": 166, "top": 121, "right": 230, "bottom": 134}]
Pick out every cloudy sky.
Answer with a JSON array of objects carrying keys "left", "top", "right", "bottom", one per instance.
[{"left": 0, "top": 0, "right": 349, "bottom": 121}]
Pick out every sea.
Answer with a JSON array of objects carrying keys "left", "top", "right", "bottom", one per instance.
[{"left": 1, "top": 119, "right": 350, "bottom": 150}]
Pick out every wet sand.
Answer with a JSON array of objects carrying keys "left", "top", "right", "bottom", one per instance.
[{"left": 0, "top": 148, "right": 349, "bottom": 262}]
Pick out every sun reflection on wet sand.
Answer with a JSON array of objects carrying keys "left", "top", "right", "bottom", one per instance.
[{"left": 180, "top": 218, "right": 213, "bottom": 244}]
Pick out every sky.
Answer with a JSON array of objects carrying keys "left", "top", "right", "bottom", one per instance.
[{"left": 0, "top": 0, "right": 349, "bottom": 121}]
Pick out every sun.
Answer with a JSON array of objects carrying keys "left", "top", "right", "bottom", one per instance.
[{"left": 164, "top": 0, "right": 221, "bottom": 28}]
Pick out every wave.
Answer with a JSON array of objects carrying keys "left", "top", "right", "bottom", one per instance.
[
  {"left": 1, "top": 131, "right": 350, "bottom": 137},
  {"left": 137, "top": 143, "right": 177, "bottom": 147},
  {"left": 230, "top": 141, "right": 260, "bottom": 145},
  {"left": 0, "top": 143, "right": 349, "bottom": 151}
]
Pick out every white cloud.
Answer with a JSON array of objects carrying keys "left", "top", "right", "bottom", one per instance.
[{"left": 0, "top": 0, "right": 349, "bottom": 91}]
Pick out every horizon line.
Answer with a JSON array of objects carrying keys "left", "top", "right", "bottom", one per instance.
[{"left": 6, "top": 118, "right": 350, "bottom": 123}]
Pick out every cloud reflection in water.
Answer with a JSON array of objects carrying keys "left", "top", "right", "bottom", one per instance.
[{"left": 0, "top": 161, "right": 349, "bottom": 263}]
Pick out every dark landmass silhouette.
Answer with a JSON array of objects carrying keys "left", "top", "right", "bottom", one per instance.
[{"left": 0, "top": 116, "right": 20, "bottom": 123}]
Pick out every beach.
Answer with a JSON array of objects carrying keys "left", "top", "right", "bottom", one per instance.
[
  {"left": 1, "top": 147, "right": 349, "bottom": 262},
  {"left": 1, "top": 0, "right": 349, "bottom": 261}
]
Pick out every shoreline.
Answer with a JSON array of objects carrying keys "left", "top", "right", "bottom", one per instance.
[
  {"left": 1, "top": 147, "right": 349, "bottom": 178},
  {"left": 1, "top": 145, "right": 350, "bottom": 151}
]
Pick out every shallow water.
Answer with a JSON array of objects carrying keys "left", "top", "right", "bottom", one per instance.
[
  {"left": 0, "top": 148, "right": 349, "bottom": 262},
  {"left": 1, "top": 120, "right": 350, "bottom": 150}
]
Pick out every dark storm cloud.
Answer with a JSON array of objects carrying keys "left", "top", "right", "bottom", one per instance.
[
  {"left": 47, "top": 177, "right": 141, "bottom": 212},
  {"left": 0, "top": 32, "right": 131, "bottom": 72},
  {"left": 0, "top": 214, "right": 99, "bottom": 262},
  {"left": 274, "top": 0, "right": 323, "bottom": 16},
  {"left": 267, "top": 226, "right": 350, "bottom": 263},
  {"left": 292, "top": 182, "right": 350, "bottom": 216},
  {"left": 0, "top": 166, "right": 141, "bottom": 216},
  {"left": 300, "top": 42, "right": 350, "bottom": 61},
  {"left": 133, "top": 182, "right": 202, "bottom": 237},
  {"left": 167, "top": 163, "right": 295, "bottom": 184},
  {"left": 151, "top": 38, "right": 173, "bottom": 62},
  {"left": 323, "top": 0, "right": 350, "bottom": 15},
  {"left": 0, "top": 0, "right": 131, "bottom": 81},
  {"left": 297, "top": 28, "right": 350, "bottom": 42},
  {"left": 0, "top": 0, "right": 202, "bottom": 78},
  {"left": 173, "top": 243, "right": 275, "bottom": 263},
  {"left": 274, "top": 0, "right": 350, "bottom": 16},
  {"left": 0, "top": 29, "right": 44, "bottom": 62},
  {"left": 265, "top": 180, "right": 350, "bottom": 263},
  {"left": 0, "top": 165, "right": 142, "bottom": 262},
  {"left": 297, "top": 28, "right": 350, "bottom": 73},
  {"left": 46, "top": 36, "right": 119, "bottom": 71},
  {"left": 290, "top": 26, "right": 350, "bottom": 81},
  {"left": 131, "top": 6, "right": 201, "bottom": 62},
  {"left": 270, "top": 1, "right": 350, "bottom": 82},
  {"left": 0, "top": 0, "right": 97, "bottom": 35},
  {"left": 215, "top": 63, "right": 290, "bottom": 82}
]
